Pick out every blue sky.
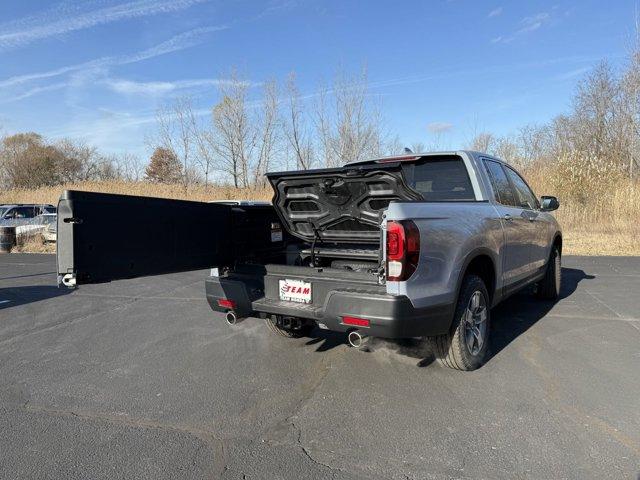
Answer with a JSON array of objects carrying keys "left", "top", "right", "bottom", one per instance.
[{"left": 0, "top": 0, "right": 635, "bottom": 160}]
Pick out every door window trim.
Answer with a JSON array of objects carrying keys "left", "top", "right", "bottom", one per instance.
[
  {"left": 503, "top": 165, "right": 540, "bottom": 210},
  {"left": 481, "top": 158, "right": 518, "bottom": 208}
]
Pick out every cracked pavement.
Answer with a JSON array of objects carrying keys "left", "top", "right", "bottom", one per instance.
[{"left": 1, "top": 254, "right": 639, "bottom": 479}]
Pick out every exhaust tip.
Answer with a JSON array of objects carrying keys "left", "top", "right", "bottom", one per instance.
[
  {"left": 347, "top": 330, "right": 368, "bottom": 349},
  {"left": 225, "top": 311, "right": 238, "bottom": 325}
]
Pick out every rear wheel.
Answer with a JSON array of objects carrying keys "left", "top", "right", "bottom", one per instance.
[
  {"left": 429, "top": 275, "right": 491, "bottom": 371},
  {"left": 264, "top": 316, "right": 314, "bottom": 338},
  {"left": 536, "top": 246, "right": 561, "bottom": 300}
]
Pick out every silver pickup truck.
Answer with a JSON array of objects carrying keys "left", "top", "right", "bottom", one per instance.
[{"left": 57, "top": 151, "right": 561, "bottom": 370}]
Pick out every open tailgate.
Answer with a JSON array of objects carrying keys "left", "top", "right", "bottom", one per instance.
[
  {"left": 267, "top": 163, "right": 420, "bottom": 244},
  {"left": 57, "top": 190, "right": 235, "bottom": 285}
]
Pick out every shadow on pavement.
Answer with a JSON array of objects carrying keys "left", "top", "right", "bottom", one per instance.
[
  {"left": 299, "top": 267, "right": 595, "bottom": 367},
  {"left": 0, "top": 285, "right": 72, "bottom": 311},
  {"left": 488, "top": 267, "right": 594, "bottom": 361}
]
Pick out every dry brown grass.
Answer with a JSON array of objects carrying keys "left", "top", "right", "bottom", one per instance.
[
  {"left": 0, "top": 180, "right": 273, "bottom": 205},
  {"left": 521, "top": 156, "right": 640, "bottom": 256},
  {"left": 12, "top": 232, "right": 56, "bottom": 254},
  {"left": 2, "top": 164, "right": 638, "bottom": 256}
]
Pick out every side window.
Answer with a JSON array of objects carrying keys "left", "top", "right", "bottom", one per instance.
[
  {"left": 407, "top": 158, "right": 475, "bottom": 201},
  {"left": 483, "top": 160, "right": 516, "bottom": 207},
  {"left": 14, "top": 207, "right": 35, "bottom": 219},
  {"left": 505, "top": 167, "right": 538, "bottom": 210},
  {"left": 3, "top": 208, "right": 15, "bottom": 219}
]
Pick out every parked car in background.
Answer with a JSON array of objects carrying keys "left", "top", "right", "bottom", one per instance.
[
  {"left": 0, "top": 204, "right": 57, "bottom": 237},
  {"left": 41, "top": 213, "right": 57, "bottom": 242}
]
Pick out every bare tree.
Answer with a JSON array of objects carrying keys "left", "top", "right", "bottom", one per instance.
[
  {"left": 111, "top": 152, "right": 144, "bottom": 182},
  {"left": 469, "top": 132, "right": 496, "bottom": 153},
  {"left": 410, "top": 142, "right": 426, "bottom": 154},
  {"left": 253, "top": 80, "right": 280, "bottom": 185},
  {"left": 155, "top": 97, "right": 196, "bottom": 190},
  {"left": 314, "top": 82, "right": 335, "bottom": 167},
  {"left": 284, "top": 73, "right": 314, "bottom": 169},
  {"left": 311, "top": 69, "right": 388, "bottom": 166},
  {"left": 493, "top": 136, "right": 520, "bottom": 164},
  {"left": 210, "top": 72, "right": 255, "bottom": 188},
  {"left": 516, "top": 124, "right": 552, "bottom": 164},
  {"left": 55, "top": 139, "right": 100, "bottom": 182},
  {"left": 188, "top": 115, "right": 216, "bottom": 187},
  {"left": 620, "top": 40, "right": 640, "bottom": 177}
]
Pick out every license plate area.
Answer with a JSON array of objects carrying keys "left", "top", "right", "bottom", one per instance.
[{"left": 279, "top": 279, "right": 312, "bottom": 304}]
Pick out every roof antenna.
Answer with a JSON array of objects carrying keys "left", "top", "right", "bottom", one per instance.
[{"left": 403, "top": 147, "right": 413, "bottom": 154}]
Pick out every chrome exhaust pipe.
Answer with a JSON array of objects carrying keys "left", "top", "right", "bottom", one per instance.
[
  {"left": 347, "top": 330, "right": 369, "bottom": 349},
  {"left": 225, "top": 311, "right": 245, "bottom": 325}
]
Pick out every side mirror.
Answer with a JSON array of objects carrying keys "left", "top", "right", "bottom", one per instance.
[{"left": 540, "top": 195, "right": 559, "bottom": 212}]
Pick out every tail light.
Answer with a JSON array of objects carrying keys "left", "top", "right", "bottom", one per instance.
[
  {"left": 342, "top": 316, "right": 370, "bottom": 327},
  {"left": 217, "top": 298, "right": 236, "bottom": 309},
  {"left": 386, "top": 220, "right": 420, "bottom": 281}
]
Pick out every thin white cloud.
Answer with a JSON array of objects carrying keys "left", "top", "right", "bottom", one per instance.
[
  {"left": 2, "top": 82, "right": 70, "bottom": 103},
  {"left": 365, "top": 55, "right": 599, "bottom": 90},
  {"left": 0, "top": 0, "right": 210, "bottom": 51},
  {"left": 492, "top": 11, "right": 554, "bottom": 44},
  {"left": 104, "top": 77, "right": 253, "bottom": 95},
  {"left": 517, "top": 12, "right": 550, "bottom": 34},
  {"left": 119, "top": 26, "right": 226, "bottom": 65},
  {"left": 0, "top": 26, "right": 226, "bottom": 89},
  {"left": 554, "top": 67, "right": 590, "bottom": 81},
  {"left": 427, "top": 122, "right": 453, "bottom": 133},
  {"left": 487, "top": 7, "right": 503, "bottom": 18}
]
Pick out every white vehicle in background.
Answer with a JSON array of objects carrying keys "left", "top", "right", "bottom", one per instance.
[
  {"left": 0, "top": 204, "right": 57, "bottom": 238},
  {"left": 41, "top": 213, "right": 57, "bottom": 242}
]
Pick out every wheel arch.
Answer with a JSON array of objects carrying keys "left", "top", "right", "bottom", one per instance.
[
  {"left": 455, "top": 248, "right": 498, "bottom": 308},
  {"left": 553, "top": 232, "right": 563, "bottom": 256}
]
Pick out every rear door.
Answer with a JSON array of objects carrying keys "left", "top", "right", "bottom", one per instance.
[
  {"left": 57, "top": 190, "right": 238, "bottom": 285},
  {"left": 482, "top": 160, "right": 537, "bottom": 288}
]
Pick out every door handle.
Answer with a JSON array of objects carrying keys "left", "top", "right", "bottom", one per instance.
[{"left": 503, "top": 214, "right": 513, "bottom": 222}]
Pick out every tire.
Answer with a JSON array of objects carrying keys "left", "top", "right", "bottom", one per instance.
[
  {"left": 428, "top": 275, "right": 491, "bottom": 371},
  {"left": 536, "top": 246, "right": 561, "bottom": 300},
  {"left": 264, "top": 317, "right": 314, "bottom": 338}
]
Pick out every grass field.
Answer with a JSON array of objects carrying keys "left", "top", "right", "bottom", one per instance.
[{"left": 2, "top": 168, "right": 638, "bottom": 256}]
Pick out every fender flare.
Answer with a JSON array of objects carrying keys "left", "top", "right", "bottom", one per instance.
[{"left": 453, "top": 247, "right": 500, "bottom": 309}]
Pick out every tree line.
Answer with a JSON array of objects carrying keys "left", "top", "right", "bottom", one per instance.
[
  {"left": 2, "top": 45, "right": 640, "bottom": 191},
  {"left": 145, "top": 69, "right": 392, "bottom": 188},
  {"left": 0, "top": 132, "right": 143, "bottom": 189}
]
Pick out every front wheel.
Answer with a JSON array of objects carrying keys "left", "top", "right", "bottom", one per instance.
[
  {"left": 536, "top": 246, "right": 561, "bottom": 300},
  {"left": 428, "top": 275, "right": 491, "bottom": 371}
]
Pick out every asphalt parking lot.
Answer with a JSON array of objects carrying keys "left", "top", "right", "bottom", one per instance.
[{"left": 1, "top": 254, "right": 639, "bottom": 479}]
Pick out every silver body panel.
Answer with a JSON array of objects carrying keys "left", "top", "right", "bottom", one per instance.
[{"left": 384, "top": 151, "right": 561, "bottom": 309}]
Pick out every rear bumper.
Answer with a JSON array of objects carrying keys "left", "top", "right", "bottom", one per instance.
[{"left": 205, "top": 271, "right": 453, "bottom": 338}]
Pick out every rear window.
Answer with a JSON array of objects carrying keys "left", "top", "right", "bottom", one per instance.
[{"left": 401, "top": 157, "right": 475, "bottom": 201}]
